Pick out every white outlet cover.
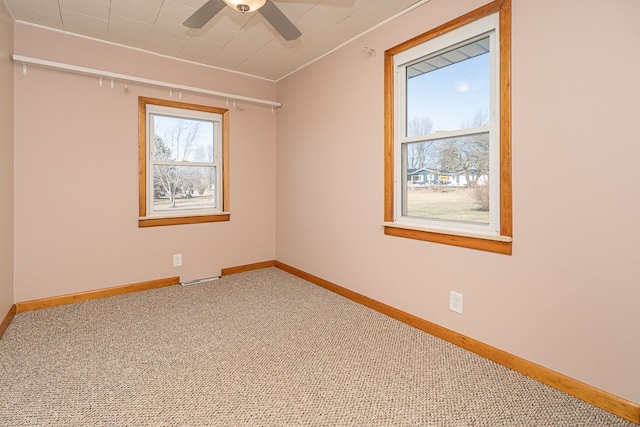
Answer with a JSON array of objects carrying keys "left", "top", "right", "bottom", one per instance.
[
  {"left": 450, "top": 291, "right": 463, "bottom": 314},
  {"left": 173, "top": 254, "right": 183, "bottom": 267}
]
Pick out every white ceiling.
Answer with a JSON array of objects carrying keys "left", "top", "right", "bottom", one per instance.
[{"left": 3, "top": 0, "right": 423, "bottom": 81}]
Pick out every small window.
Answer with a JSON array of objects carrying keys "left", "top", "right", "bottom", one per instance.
[
  {"left": 384, "top": 0, "right": 512, "bottom": 254},
  {"left": 138, "top": 97, "right": 229, "bottom": 227},
  {"left": 410, "top": 174, "right": 424, "bottom": 184}
]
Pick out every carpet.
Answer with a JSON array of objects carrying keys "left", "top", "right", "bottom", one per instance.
[{"left": 0, "top": 267, "right": 634, "bottom": 426}]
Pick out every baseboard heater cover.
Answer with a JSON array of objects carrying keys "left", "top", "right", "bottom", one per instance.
[{"left": 180, "top": 276, "right": 221, "bottom": 287}]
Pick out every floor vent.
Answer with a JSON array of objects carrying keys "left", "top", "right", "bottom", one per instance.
[{"left": 180, "top": 276, "right": 221, "bottom": 287}]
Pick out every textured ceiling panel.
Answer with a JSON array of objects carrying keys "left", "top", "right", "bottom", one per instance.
[{"left": 4, "top": 0, "right": 423, "bottom": 80}]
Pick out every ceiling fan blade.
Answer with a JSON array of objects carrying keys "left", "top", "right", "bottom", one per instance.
[
  {"left": 258, "top": 0, "right": 302, "bottom": 41},
  {"left": 183, "top": 0, "right": 226, "bottom": 29}
]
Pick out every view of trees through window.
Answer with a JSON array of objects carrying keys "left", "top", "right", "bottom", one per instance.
[
  {"left": 151, "top": 114, "right": 217, "bottom": 212},
  {"left": 403, "top": 36, "right": 492, "bottom": 224}
]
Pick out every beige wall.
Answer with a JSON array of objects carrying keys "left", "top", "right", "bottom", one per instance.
[
  {"left": 13, "top": 23, "right": 277, "bottom": 302},
  {"left": 275, "top": 0, "right": 640, "bottom": 404},
  {"left": 0, "top": 2, "right": 14, "bottom": 318}
]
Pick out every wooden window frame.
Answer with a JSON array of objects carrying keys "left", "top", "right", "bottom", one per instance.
[
  {"left": 138, "top": 97, "right": 230, "bottom": 227},
  {"left": 384, "top": 0, "right": 512, "bottom": 255}
]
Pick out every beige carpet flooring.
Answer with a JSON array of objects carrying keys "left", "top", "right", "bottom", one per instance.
[{"left": 0, "top": 267, "right": 635, "bottom": 426}]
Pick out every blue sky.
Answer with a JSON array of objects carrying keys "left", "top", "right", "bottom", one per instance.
[{"left": 407, "top": 53, "right": 490, "bottom": 132}]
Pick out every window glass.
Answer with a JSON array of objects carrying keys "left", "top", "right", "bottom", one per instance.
[
  {"left": 150, "top": 113, "right": 218, "bottom": 214},
  {"left": 402, "top": 133, "right": 490, "bottom": 224},
  {"left": 406, "top": 37, "right": 490, "bottom": 135},
  {"left": 396, "top": 21, "right": 497, "bottom": 235},
  {"left": 152, "top": 115, "right": 215, "bottom": 162},
  {"left": 152, "top": 165, "right": 217, "bottom": 212}
]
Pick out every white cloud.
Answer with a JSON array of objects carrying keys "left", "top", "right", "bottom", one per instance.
[{"left": 456, "top": 82, "right": 470, "bottom": 92}]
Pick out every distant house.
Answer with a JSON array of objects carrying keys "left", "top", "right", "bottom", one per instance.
[{"left": 407, "top": 168, "right": 485, "bottom": 187}]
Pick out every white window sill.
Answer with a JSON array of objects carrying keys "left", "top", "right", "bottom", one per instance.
[
  {"left": 383, "top": 222, "right": 512, "bottom": 243},
  {"left": 139, "top": 211, "right": 229, "bottom": 221}
]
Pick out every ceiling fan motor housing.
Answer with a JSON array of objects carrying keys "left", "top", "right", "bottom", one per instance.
[
  {"left": 186, "top": 0, "right": 301, "bottom": 41},
  {"left": 222, "top": 0, "right": 267, "bottom": 13}
]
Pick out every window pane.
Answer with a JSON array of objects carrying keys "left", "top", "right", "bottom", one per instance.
[
  {"left": 406, "top": 36, "right": 490, "bottom": 135},
  {"left": 403, "top": 133, "right": 490, "bottom": 224},
  {"left": 153, "top": 165, "right": 216, "bottom": 212},
  {"left": 152, "top": 114, "right": 215, "bottom": 163}
]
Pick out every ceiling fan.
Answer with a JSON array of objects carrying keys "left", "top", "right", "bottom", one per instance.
[{"left": 183, "top": 0, "right": 302, "bottom": 41}]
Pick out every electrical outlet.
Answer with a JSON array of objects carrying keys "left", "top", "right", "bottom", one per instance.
[
  {"left": 449, "top": 291, "right": 463, "bottom": 314},
  {"left": 172, "top": 254, "right": 182, "bottom": 267}
]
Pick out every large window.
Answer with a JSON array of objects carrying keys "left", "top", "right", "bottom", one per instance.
[
  {"left": 384, "top": 0, "right": 512, "bottom": 254},
  {"left": 138, "top": 97, "right": 229, "bottom": 227}
]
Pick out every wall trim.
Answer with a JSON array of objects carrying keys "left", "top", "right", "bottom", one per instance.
[
  {"left": 273, "top": 261, "right": 640, "bottom": 425},
  {"left": 221, "top": 260, "right": 276, "bottom": 276},
  {"left": 0, "top": 304, "right": 17, "bottom": 340},
  {"left": 15, "top": 276, "right": 181, "bottom": 313}
]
